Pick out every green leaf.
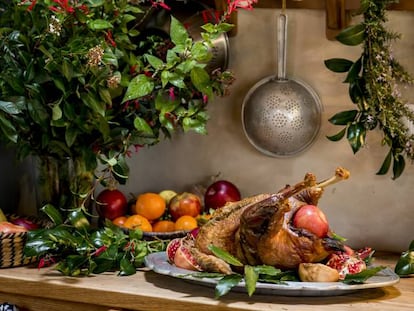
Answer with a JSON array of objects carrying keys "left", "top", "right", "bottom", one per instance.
[
  {"left": 349, "top": 78, "right": 364, "bottom": 104},
  {"left": 342, "top": 266, "right": 386, "bottom": 284},
  {"left": 92, "top": 257, "right": 114, "bottom": 274},
  {"left": 190, "top": 67, "right": 211, "bottom": 95},
  {"left": 155, "top": 91, "right": 178, "bottom": 113},
  {"left": 119, "top": 257, "right": 136, "bottom": 276},
  {"left": 347, "top": 123, "right": 366, "bottom": 153},
  {"left": 244, "top": 265, "right": 258, "bottom": 296},
  {"left": 392, "top": 154, "right": 405, "bottom": 180},
  {"left": 122, "top": 74, "right": 154, "bottom": 103},
  {"left": 52, "top": 104, "right": 63, "bottom": 120},
  {"left": 376, "top": 149, "right": 392, "bottom": 175},
  {"left": 81, "top": 91, "right": 106, "bottom": 116},
  {"left": 68, "top": 210, "right": 90, "bottom": 230},
  {"left": 169, "top": 16, "right": 188, "bottom": 46},
  {"left": 161, "top": 71, "right": 186, "bottom": 89},
  {"left": 133, "top": 116, "right": 153, "bottom": 135},
  {"left": 88, "top": 19, "right": 113, "bottom": 30},
  {"left": 62, "top": 59, "right": 74, "bottom": 81},
  {"left": 336, "top": 23, "right": 365, "bottom": 46},
  {"left": 326, "top": 127, "right": 346, "bottom": 141},
  {"left": 112, "top": 155, "right": 130, "bottom": 185},
  {"left": 344, "top": 57, "right": 362, "bottom": 83},
  {"left": 328, "top": 110, "right": 358, "bottom": 125},
  {"left": 409, "top": 240, "right": 414, "bottom": 251},
  {"left": 324, "top": 58, "right": 354, "bottom": 73},
  {"left": 0, "top": 100, "right": 21, "bottom": 115},
  {"left": 253, "top": 265, "right": 282, "bottom": 276},
  {"left": 41, "top": 204, "right": 63, "bottom": 225},
  {"left": 207, "top": 244, "right": 243, "bottom": 266},
  {"left": 65, "top": 127, "right": 77, "bottom": 147},
  {"left": 191, "top": 41, "right": 210, "bottom": 62},
  {"left": 145, "top": 54, "right": 164, "bottom": 70},
  {"left": 395, "top": 249, "right": 414, "bottom": 276},
  {"left": 215, "top": 274, "right": 242, "bottom": 298},
  {"left": 0, "top": 113, "right": 18, "bottom": 143}
]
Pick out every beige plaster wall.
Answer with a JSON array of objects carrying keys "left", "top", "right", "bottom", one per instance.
[{"left": 122, "top": 8, "right": 414, "bottom": 253}]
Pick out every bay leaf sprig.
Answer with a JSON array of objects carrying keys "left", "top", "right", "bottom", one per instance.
[{"left": 325, "top": 0, "right": 414, "bottom": 179}]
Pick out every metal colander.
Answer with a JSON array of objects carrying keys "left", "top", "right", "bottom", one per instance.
[{"left": 241, "top": 11, "right": 322, "bottom": 157}]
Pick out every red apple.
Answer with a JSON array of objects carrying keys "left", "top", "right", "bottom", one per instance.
[
  {"left": 292, "top": 204, "right": 329, "bottom": 238},
  {"left": 96, "top": 189, "right": 128, "bottom": 220},
  {"left": 204, "top": 180, "right": 241, "bottom": 210},
  {"left": 169, "top": 192, "right": 202, "bottom": 221}
]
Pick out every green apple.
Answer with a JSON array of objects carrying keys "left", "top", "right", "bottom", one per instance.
[{"left": 159, "top": 190, "right": 178, "bottom": 204}]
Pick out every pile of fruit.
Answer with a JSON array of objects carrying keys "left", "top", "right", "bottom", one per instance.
[
  {"left": 0, "top": 209, "right": 39, "bottom": 234},
  {"left": 95, "top": 180, "right": 241, "bottom": 233}
]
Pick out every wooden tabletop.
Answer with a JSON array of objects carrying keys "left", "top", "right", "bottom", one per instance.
[{"left": 0, "top": 252, "right": 413, "bottom": 311}]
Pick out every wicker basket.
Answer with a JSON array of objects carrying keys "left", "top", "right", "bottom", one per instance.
[
  {"left": 0, "top": 215, "right": 49, "bottom": 268},
  {"left": 0, "top": 230, "right": 35, "bottom": 268}
]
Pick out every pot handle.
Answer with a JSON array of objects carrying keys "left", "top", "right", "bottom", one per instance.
[{"left": 277, "top": 12, "right": 288, "bottom": 81}]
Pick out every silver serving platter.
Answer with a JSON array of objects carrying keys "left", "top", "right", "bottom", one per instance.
[{"left": 144, "top": 252, "right": 400, "bottom": 297}]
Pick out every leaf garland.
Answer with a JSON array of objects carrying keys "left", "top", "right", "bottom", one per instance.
[{"left": 325, "top": 0, "right": 414, "bottom": 179}]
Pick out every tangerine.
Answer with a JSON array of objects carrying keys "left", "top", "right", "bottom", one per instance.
[
  {"left": 112, "top": 216, "right": 128, "bottom": 227},
  {"left": 152, "top": 220, "right": 176, "bottom": 232},
  {"left": 123, "top": 214, "right": 153, "bottom": 232},
  {"left": 133, "top": 192, "right": 166, "bottom": 221},
  {"left": 174, "top": 215, "right": 198, "bottom": 231}
]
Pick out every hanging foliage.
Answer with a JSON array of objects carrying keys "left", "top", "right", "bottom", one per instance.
[{"left": 325, "top": 0, "right": 414, "bottom": 179}]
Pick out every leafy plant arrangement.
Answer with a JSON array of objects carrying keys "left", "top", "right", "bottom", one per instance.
[
  {"left": 324, "top": 0, "right": 414, "bottom": 179},
  {"left": 0, "top": 0, "right": 251, "bottom": 212},
  {"left": 5, "top": 0, "right": 259, "bottom": 276},
  {"left": 185, "top": 245, "right": 384, "bottom": 298},
  {"left": 25, "top": 204, "right": 167, "bottom": 276}
]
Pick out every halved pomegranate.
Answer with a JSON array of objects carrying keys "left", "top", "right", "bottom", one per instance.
[
  {"left": 166, "top": 235, "right": 201, "bottom": 271},
  {"left": 166, "top": 238, "right": 181, "bottom": 263}
]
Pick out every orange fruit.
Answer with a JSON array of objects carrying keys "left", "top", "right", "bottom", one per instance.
[
  {"left": 152, "top": 220, "right": 176, "bottom": 232},
  {"left": 123, "top": 214, "right": 153, "bottom": 232},
  {"left": 112, "top": 216, "right": 128, "bottom": 227},
  {"left": 133, "top": 192, "right": 166, "bottom": 221},
  {"left": 174, "top": 215, "right": 198, "bottom": 231}
]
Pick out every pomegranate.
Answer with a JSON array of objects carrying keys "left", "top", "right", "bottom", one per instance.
[
  {"left": 169, "top": 192, "right": 202, "bottom": 221},
  {"left": 166, "top": 236, "right": 201, "bottom": 271},
  {"left": 204, "top": 180, "right": 241, "bottom": 210},
  {"left": 0, "top": 221, "right": 28, "bottom": 233},
  {"left": 174, "top": 245, "right": 201, "bottom": 271},
  {"left": 11, "top": 218, "right": 39, "bottom": 230},
  {"left": 326, "top": 252, "right": 367, "bottom": 279},
  {"left": 292, "top": 204, "right": 329, "bottom": 238},
  {"left": 166, "top": 238, "right": 181, "bottom": 263}
]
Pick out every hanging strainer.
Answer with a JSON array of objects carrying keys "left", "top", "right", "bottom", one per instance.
[{"left": 241, "top": 7, "right": 322, "bottom": 157}]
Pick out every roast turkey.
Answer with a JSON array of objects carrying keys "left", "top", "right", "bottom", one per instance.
[{"left": 193, "top": 167, "right": 350, "bottom": 273}]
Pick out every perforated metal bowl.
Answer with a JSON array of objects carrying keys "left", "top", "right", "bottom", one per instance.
[
  {"left": 242, "top": 77, "right": 321, "bottom": 157},
  {"left": 241, "top": 12, "right": 322, "bottom": 157}
]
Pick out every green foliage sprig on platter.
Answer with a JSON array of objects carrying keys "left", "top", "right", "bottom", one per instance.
[{"left": 324, "top": 0, "right": 414, "bottom": 179}]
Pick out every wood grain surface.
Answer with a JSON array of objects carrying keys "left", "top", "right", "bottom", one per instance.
[{"left": 0, "top": 252, "right": 412, "bottom": 311}]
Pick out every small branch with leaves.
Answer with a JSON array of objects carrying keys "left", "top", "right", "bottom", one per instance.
[{"left": 325, "top": 0, "right": 414, "bottom": 179}]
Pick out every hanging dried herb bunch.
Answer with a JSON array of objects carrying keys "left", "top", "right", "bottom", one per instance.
[{"left": 325, "top": 0, "right": 414, "bottom": 179}]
